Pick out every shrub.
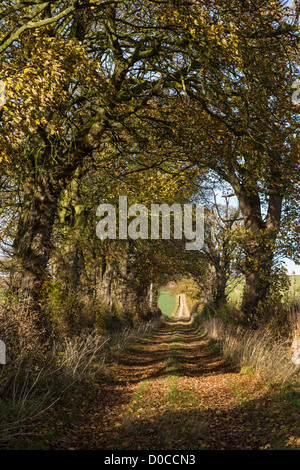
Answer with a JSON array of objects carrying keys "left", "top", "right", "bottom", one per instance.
[
  {"left": 0, "top": 314, "right": 164, "bottom": 448},
  {"left": 0, "top": 293, "right": 46, "bottom": 363}
]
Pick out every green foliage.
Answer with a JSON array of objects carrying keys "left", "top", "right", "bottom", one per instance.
[
  {"left": 197, "top": 303, "right": 237, "bottom": 326},
  {"left": 42, "top": 278, "right": 139, "bottom": 336},
  {"left": 217, "top": 305, "right": 238, "bottom": 326},
  {"left": 200, "top": 305, "right": 216, "bottom": 321},
  {"left": 42, "top": 279, "right": 76, "bottom": 336},
  {"left": 93, "top": 301, "right": 111, "bottom": 335}
]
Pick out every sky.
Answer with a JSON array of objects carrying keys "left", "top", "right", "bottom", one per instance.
[
  {"left": 283, "top": 258, "right": 300, "bottom": 275},
  {"left": 282, "top": 0, "right": 299, "bottom": 274}
]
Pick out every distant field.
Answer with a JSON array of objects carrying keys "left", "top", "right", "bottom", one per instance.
[
  {"left": 226, "top": 277, "right": 244, "bottom": 306},
  {"left": 288, "top": 276, "right": 300, "bottom": 297},
  {"left": 157, "top": 292, "right": 179, "bottom": 317},
  {"left": 227, "top": 275, "right": 300, "bottom": 306}
]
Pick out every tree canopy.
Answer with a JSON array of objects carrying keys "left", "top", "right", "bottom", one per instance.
[{"left": 0, "top": 0, "right": 299, "bottom": 326}]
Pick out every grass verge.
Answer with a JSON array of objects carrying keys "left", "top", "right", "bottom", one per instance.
[{"left": 0, "top": 317, "right": 165, "bottom": 449}]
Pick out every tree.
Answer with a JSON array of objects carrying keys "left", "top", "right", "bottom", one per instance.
[
  {"left": 201, "top": 192, "right": 242, "bottom": 310},
  {"left": 0, "top": 1, "right": 121, "bottom": 55},
  {"left": 1, "top": 0, "right": 300, "bottom": 328},
  {"left": 0, "top": 1, "right": 198, "bottom": 311},
  {"left": 145, "top": 0, "right": 300, "bottom": 322}
]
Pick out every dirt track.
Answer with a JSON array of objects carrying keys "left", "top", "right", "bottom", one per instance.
[
  {"left": 174, "top": 294, "right": 190, "bottom": 320},
  {"left": 52, "top": 317, "right": 296, "bottom": 450}
]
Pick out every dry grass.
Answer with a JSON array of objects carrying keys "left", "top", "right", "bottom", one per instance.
[
  {"left": 0, "top": 310, "right": 164, "bottom": 448},
  {"left": 199, "top": 315, "right": 300, "bottom": 386}
]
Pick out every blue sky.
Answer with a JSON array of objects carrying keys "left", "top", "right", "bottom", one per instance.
[{"left": 283, "top": 258, "right": 300, "bottom": 275}]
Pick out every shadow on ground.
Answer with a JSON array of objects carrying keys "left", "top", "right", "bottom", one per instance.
[{"left": 52, "top": 319, "right": 300, "bottom": 450}]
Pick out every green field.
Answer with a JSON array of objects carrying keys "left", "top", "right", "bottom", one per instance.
[
  {"left": 157, "top": 292, "right": 179, "bottom": 317},
  {"left": 287, "top": 276, "right": 300, "bottom": 300},
  {"left": 227, "top": 275, "right": 300, "bottom": 306}
]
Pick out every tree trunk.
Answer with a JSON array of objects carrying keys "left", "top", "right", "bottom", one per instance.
[
  {"left": 11, "top": 170, "right": 61, "bottom": 313},
  {"left": 224, "top": 169, "right": 283, "bottom": 324},
  {"left": 239, "top": 193, "right": 283, "bottom": 325},
  {"left": 214, "top": 270, "right": 227, "bottom": 310},
  {"left": 54, "top": 166, "right": 88, "bottom": 293}
]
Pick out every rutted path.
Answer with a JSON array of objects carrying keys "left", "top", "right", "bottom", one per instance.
[
  {"left": 174, "top": 294, "right": 190, "bottom": 320},
  {"left": 52, "top": 318, "right": 296, "bottom": 450}
]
